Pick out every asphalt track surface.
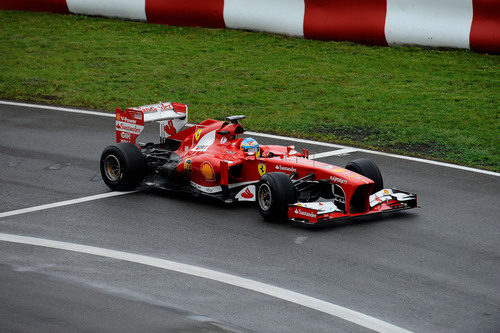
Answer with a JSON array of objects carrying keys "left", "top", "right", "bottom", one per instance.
[{"left": 0, "top": 102, "right": 498, "bottom": 332}]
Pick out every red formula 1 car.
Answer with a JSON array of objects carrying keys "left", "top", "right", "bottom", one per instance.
[{"left": 100, "top": 102, "right": 417, "bottom": 224}]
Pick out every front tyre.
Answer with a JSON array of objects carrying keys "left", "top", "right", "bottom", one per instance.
[
  {"left": 345, "top": 158, "right": 383, "bottom": 194},
  {"left": 257, "top": 172, "right": 297, "bottom": 222},
  {"left": 100, "top": 143, "right": 147, "bottom": 191}
]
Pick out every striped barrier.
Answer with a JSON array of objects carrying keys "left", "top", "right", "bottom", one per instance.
[
  {"left": 1, "top": 0, "right": 498, "bottom": 53},
  {"left": 470, "top": 0, "right": 500, "bottom": 53},
  {"left": 304, "top": 0, "right": 388, "bottom": 46},
  {"left": 385, "top": 0, "right": 473, "bottom": 49},
  {"left": 0, "top": 0, "right": 68, "bottom": 14}
]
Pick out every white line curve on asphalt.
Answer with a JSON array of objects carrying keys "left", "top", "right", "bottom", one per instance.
[
  {"left": 310, "top": 148, "right": 359, "bottom": 159},
  {"left": 0, "top": 100, "right": 115, "bottom": 117},
  {"left": 1, "top": 100, "right": 497, "bottom": 176},
  {"left": 0, "top": 232, "right": 412, "bottom": 333},
  {"left": 0, "top": 191, "right": 137, "bottom": 218}
]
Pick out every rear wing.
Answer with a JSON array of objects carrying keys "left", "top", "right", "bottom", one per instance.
[{"left": 115, "top": 102, "right": 188, "bottom": 144}]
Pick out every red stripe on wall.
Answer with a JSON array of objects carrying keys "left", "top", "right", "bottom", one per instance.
[
  {"left": 0, "top": 0, "right": 68, "bottom": 14},
  {"left": 304, "top": 0, "right": 387, "bottom": 46},
  {"left": 146, "top": 0, "right": 225, "bottom": 28},
  {"left": 470, "top": 0, "right": 500, "bottom": 53}
]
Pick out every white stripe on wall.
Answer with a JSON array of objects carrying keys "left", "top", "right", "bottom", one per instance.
[
  {"left": 66, "top": 0, "right": 146, "bottom": 21},
  {"left": 223, "top": 0, "right": 305, "bottom": 37},
  {"left": 385, "top": 0, "right": 473, "bottom": 49}
]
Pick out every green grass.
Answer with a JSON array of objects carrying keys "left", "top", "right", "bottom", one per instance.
[{"left": 1, "top": 11, "right": 499, "bottom": 171}]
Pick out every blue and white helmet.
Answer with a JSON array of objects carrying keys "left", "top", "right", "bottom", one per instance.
[{"left": 240, "top": 137, "right": 259, "bottom": 154}]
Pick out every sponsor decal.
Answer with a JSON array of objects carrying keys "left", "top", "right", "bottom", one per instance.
[
  {"left": 138, "top": 106, "right": 158, "bottom": 113},
  {"left": 225, "top": 150, "right": 235, "bottom": 155},
  {"left": 131, "top": 111, "right": 143, "bottom": 120},
  {"left": 330, "top": 176, "right": 347, "bottom": 184},
  {"left": 117, "top": 116, "right": 138, "bottom": 124},
  {"left": 164, "top": 120, "right": 177, "bottom": 136},
  {"left": 137, "top": 103, "right": 173, "bottom": 113},
  {"left": 160, "top": 103, "right": 173, "bottom": 111},
  {"left": 120, "top": 132, "right": 131, "bottom": 139},
  {"left": 116, "top": 121, "right": 143, "bottom": 134},
  {"left": 220, "top": 137, "right": 228, "bottom": 144},
  {"left": 275, "top": 165, "right": 297, "bottom": 173},
  {"left": 294, "top": 209, "right": 317, "bottom": 219},
  {"left": 201, "top": 162, "right": 215, "bottom": 181},
  {"left": 333, "top": 193, "right": 346, "bottom": 204},
  {"left": 258, "top": 163, "right": 266, "bottom": 176},
  {"left": 116, "top": 113, "right": 121, "bottom": 120},
  {"left": 295, "top": 202, "right": 337, "bottom": 214},
  {"left": 236, "top": 185, "right": 256, "bottom": 201},
  {"left": 184, "top": 158, "right": 192, "bottom": 174},
  {"left": 333, "top": 168, "right": 347, "bottom": 173},
  {"left": 193, "top": 130, "right": 216, "bottom": 152},
  {"left": 190, "top": 181, "right": 222, "bottom": 193},
  {"left": 195, "top": 128, "right": 202, "bottom": 141},
  {"left": 333, "top": 184, "right": 346, "bottom": 212},
  {"left": 241, "top": 188, "right": 253, "bottom": 199}
]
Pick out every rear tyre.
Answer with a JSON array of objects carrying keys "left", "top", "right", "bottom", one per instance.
[
  {"left": 345, "top": 158, "right": 383, "bottom": 194},
  {"left": 257, "top": 172, "right": 297, "bottom": 222},
  {"left": 100, "top": 143, "right": 147, "bottom": 191}
]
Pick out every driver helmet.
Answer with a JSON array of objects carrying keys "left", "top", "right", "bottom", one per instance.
[{"left": 240, "top": 137, "right": 260, "bottom": 154}]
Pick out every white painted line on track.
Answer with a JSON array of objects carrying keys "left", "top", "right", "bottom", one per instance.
[
  {"left": 1, "top": 100, "right": 498, "bottom": 176},
  {"left": 0, "top": 232, "right": 411, "bottom": 333},
  {"left": 310, "top": 148, "right": 359, "bottom": 159},
  {"left": 0, "top": 191, "right": 137, "bottom": 218},
  {"left": 0, "top": 100, "right": 115, "bottom": 118}
]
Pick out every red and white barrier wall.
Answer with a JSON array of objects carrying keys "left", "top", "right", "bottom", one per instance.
[{"left": 1, "top": 0, "right": 498, "bottom": 53}]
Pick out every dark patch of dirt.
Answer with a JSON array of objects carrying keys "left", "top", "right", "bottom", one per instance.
[
  {"left": 313, "top": 124, "right": 381, "bottom": 142},
  {"left": 388, "top": 141, "right": 457, "bottom": 157}
]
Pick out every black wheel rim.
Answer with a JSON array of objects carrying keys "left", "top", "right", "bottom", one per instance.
[
  {"left": 258, "top": 183, "right": 272, "bottom": 211},
  {"left": 104, "top": 154, "right": 121, "bottom": 181}
]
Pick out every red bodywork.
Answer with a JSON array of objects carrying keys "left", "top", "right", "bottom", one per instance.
[{"left": 167, "top": 118, "right": 374, "bottom": 210}]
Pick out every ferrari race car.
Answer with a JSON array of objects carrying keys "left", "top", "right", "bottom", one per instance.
[{"left": 100, "top": 102, "right": 418, "bottom": 224}]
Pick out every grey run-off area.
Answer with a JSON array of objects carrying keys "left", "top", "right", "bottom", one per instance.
[{"left": 0, "top": 101, "right": 498, "bottom": 332}]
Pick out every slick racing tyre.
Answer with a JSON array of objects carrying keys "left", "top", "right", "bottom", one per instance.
[
  {"left": 257, "top": 172, "right": 297, "bottom": 222},
  {"left": 100, "top": 143, "right": 147, "bottom": 191},
  {"left": 345, "top": 158, "right": 383, "bottom": 194}
]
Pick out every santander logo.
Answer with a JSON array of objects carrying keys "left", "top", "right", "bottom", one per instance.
[
  {"left": 241, "top": 187, "right": 254, "bottom": 199},
  {"left": 164, "top": 120, "right": 177, "bottom": 135},
  {"left": 275, "top": 165, "right": 296, "bottom": 173},
  {"left": 294, "top": 209, "right": 316, "bottom": 218},
  {"left": 236, "top": 185, "right": 256, "bottom": 201}
]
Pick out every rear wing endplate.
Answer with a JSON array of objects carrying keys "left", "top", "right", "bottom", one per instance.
[{"left": 115, "top": 102, "right": 188, "bottom": 144}]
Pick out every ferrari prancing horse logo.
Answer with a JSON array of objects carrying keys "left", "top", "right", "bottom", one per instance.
[
  {"left": 195, "top": 128, "right": 202, "bottom": 141},
  {"left": 258, "top": 163, "right": 266, "bottom": 176}
]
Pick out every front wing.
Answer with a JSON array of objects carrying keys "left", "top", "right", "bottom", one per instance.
[{"left": 288, "top": 189, "right": 418, "bottom": 224}]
